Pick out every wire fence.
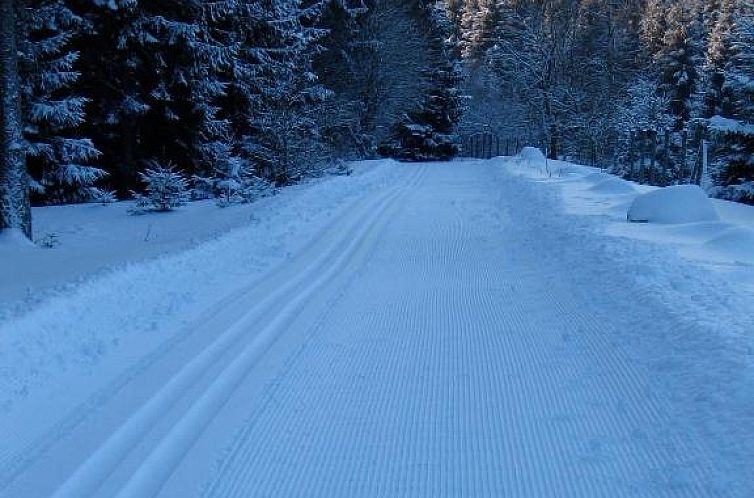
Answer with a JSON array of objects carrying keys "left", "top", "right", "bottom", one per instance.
[{"left": 460, "top": 126, "right": 712, "bottom": 188}]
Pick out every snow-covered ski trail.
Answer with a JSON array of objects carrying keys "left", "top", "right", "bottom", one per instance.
[
  {"left": 196, "top": 162, "right": 731, "bottom": 498},
  {"left": 2, "top": 160, "right": 751, "bottom": 497}
]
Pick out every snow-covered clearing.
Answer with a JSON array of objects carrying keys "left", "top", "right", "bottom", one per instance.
[{"left": 1, "top": 158, "right": 753, "bottom": 496}]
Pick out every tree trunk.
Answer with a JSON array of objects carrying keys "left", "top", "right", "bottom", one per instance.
[{"left": 0, "top": 0, "right": 31, "bottom": 239}]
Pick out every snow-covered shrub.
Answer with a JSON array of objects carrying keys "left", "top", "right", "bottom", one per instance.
[
  {"left": 190, "top": 176, "right": 216, "bottom": 201},
  {"left": 92, "top": 189, "right": 117, "bottom": 205},
  {"left": 214, "top": 157, "right": 272, "bottom": 207},
  {"left": 131, "top": 163, "right": 189, "bottom": 213},
  {"left": 328, "top": 159, "right": 353, "bottom": 176},
  {"left": 36, "top": 232, "right": 60, "bottom": 249}
]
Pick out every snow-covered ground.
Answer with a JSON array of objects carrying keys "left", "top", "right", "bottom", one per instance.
[{"left": 1, "top": 157, "right": 753, "bottom": 496}]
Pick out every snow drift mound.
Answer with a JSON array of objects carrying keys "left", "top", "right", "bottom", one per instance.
[
  {"left": 516, "top": 147, "right": 546, "bottom": 163},
  {"left": 588, "top": 178, "right": 637, "bottom": 195},
  {"left": 704, "top": 227, "right": 754, "bottom": 262},
  {"left": 627, "top": 185, "right": 719, "bottom": 224},
  {"left": 584, "top": 172, "right": 610, "bottom": 182},
  {"left": 0, "top": 229, "right": 34, "bottom": 249}
]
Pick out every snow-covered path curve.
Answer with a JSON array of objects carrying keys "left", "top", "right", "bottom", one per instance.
[{"left": 2, "top": 161, "right": 752, "bottom": 497}]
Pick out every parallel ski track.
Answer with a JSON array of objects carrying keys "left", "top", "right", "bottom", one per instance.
[
  {"left": 49, "top": 164, "right": 428, "bottom": 497},
  {"left": 0, "top": 169, "right": 399, "bottom": 492},
  {"left": 0, "top": 165, "right": 426, "bottom": 498}
]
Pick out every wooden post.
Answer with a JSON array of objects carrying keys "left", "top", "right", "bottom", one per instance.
[
  {"left": 650, "top": 130, "right": 657, "bottom": 184},
  {"left": 681, "top": 130, "right": 687, "bottom": 183},
  {"left": 664, "top": 129, "right": 670, "bottom": 182},
  {"left": 700, "top": 139, "right": 708, "bottom": 187}
]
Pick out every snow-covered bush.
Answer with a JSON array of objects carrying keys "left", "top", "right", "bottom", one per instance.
[
  {"left": 131, "top": 163, "right": 189, "bottom": 213},
  {"left": 213, "top": 156, "right": 274, "bottom": 207},
  {"left": 92, "top": 189, "right": 117, "bottom": 205},
  {"left": 328, "top": 159, "right": 353, "bottom": 177},
  {"left": 190, "top": 176, "right": 215, "bottom": 201},
  {"left": 36, "top": 232, "right": 60, "bottom": 249},
  {"left": 627, "top": 185, "right": 719, "bottom": 224}
]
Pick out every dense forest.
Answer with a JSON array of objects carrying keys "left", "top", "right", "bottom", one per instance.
[
  {"left": 453, "top": 0, "right": 754, "bottom": 202},
  {"left": 1, "top": 0, "right": 754, "bottom": 240}
]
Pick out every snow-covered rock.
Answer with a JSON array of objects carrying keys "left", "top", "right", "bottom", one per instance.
[{"left": 627, "top": 185, "right": 719, "bottom": 224}]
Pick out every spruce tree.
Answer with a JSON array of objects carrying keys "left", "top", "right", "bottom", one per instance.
[
  {"left": 71, "top": 0, "right": 232, "bottom": 196},
  {"left": 379, "top": 0, "right": 461, "bottom": 161},
  {"left": 19, "top": 1, "right": 106, "bottom": 204},
  {"left": 656, "top": 5, "right": 699, "bottom": 131},
  {"left": 712, "top": 5, "right": 754, "bottom": 201}
]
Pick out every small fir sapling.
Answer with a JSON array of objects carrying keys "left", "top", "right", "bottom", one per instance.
[{"left": 130, "top": 163, "right": 189, "bottom": 213}]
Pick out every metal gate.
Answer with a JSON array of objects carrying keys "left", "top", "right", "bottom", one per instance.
[{"left": 461, "top": 132, "right": 498, "bottom": 159}]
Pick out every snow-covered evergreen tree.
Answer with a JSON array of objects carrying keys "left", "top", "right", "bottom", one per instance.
[
  {"left": 379, "top": 0, "right": 462, "bottom": 160},
  {"left": 18, "top": 1, "right": 106, "bottom": 204},
  {"left": 611, "top": 76, "right": 674, "bottom": 178},
  {"left": 655, "top": 4, "right": 699, "bottom": 131},
  {"left": 131, "top": 162, "right": 189, "bottom": 212},
  {"left": 711, "top": 5, "right": 754, "bottom": 202},
  {"left": 314, "top": 0, "right": 373, "bottom": 158},
  {"left": 701, "top": 0, "right": 733, "bottom": 118},
  {"left": 72, "top": 0, "right": 232, "bottom": 195}
]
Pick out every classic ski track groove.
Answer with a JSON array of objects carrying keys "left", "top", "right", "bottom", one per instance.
[
  {"left": 0, "top": 170, "right": 395, "bottom": 491},
  {"left": 50, "top": 164, "right": 428, "bottom": 498}
]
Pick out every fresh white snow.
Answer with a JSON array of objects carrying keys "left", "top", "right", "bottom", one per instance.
[
  {"left": 1, "top": 158, "right": 753, "bottom": 497},
  {"left": 627, "top": 184, "right": 720, "bottom": 224}
]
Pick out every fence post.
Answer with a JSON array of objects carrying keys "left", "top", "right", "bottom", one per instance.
[
  {"left": 700, "top": 139, "right": 708, "bottom": 188},
  {"left": 649, "top": 130, "right": 657, "bottom": 184},
  {"left": 681, "top": 130, "right": 687, "bottom": 182},
  {"left": 664, "top": 129, "right": 670, "bottom": 182}
]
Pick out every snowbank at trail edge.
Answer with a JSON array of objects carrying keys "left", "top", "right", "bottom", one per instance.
[
  {"left": 628, "top": 185, "right": 720, "bottom": 224},
  {"left": 0, "top": 228, "right": 34, "bottom": 248},
  {"left": 497, "top": 154, "right": 754, "bottom": 288},
  {"left": 0, "top": 162, "right": 387, "bottom": 319}
]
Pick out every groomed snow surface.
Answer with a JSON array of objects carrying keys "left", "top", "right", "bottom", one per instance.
[{"left": 1, "top": 157, "right": 753, "bottom": 497}]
